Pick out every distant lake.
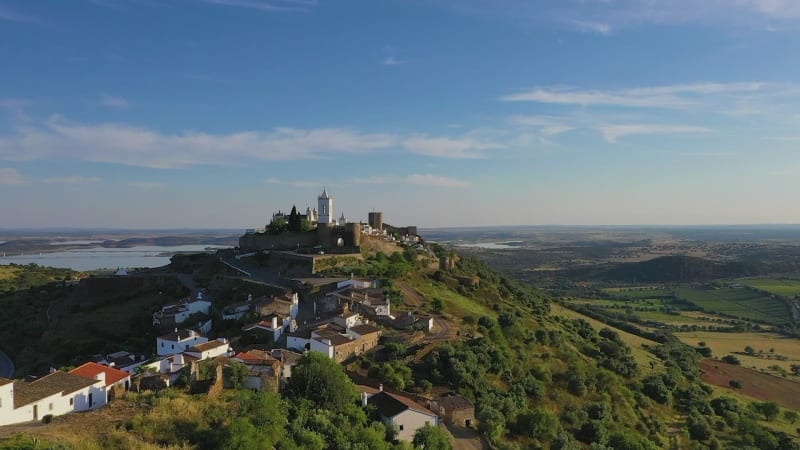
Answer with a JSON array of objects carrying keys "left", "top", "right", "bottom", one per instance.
[
  {"left": 0, "top": 245, "right": 230, "bottom": 271},
  {"left": 456, "top": 241, "right": 524, "bottom": 250},
  {"left": 47, "top": 240, "right": 110, "bottom": 245}
]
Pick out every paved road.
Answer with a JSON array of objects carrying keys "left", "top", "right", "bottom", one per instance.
[{"left": 0, "top": 350, "right": 14, "bottom": 378}]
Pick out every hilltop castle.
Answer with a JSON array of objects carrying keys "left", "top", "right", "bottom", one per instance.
[{"left": 239, "top": 188, "right": 362, "bottom": 253}]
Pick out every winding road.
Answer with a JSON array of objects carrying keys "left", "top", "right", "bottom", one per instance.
[{"left": 0, "top": 350, "right": 14, "bottom": 378}]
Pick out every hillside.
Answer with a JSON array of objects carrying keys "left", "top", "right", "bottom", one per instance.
[{"left": 2, "top": 248, "right": 798, "bottom": 449}]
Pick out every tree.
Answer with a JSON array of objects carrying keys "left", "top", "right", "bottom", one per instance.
[
  {"left": 515, "top": 408, "right": 561, "bottom": 441},
  {"left": 412, "top": 424, "right": 451, "bottom": 450},
  {"left": 744, "top": 345, "right": 755, "bottom": 356},
  {"left": 722, "top": 354, "right": 741, "bottom": 365},
  {"left": 286, "top": 352, "right": 357, "bottom": 411},
  {"left": 729, "top": 379, "right": 743, "bottom": 389},
  {"left": 784, "top": 410, "right": 799, "bottom": 424},
  {"left": 755, "top": 401, "right": 781, "bottom": 421},
  {"left": 226, "top": 361, "right": 249, "bottom": 389}
]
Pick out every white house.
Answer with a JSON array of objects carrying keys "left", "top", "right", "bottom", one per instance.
[
  {"left": 0, "top": 371, "right": 108, "bottom": 426},
  {"left": 70, "top": 362, "right": 131, "bottom": 398},
  {"left": 363, "top": 389, "right": 439, "bottom": 441},
  {"left": 141, "top": 353, "right": 199, "bottom": 384},
  {"left": 243, "top": 314, "right": 295, "bottom": 342},
  {"left": 157, "top": 329, "right": 208, "bottom": 356},
  {"left": 153, "top": 293, "right": 213, "bottom": 326},
  {"left": 184, "top": 339, "right": 232, "bottom": 360},
  {"left": 0, "top": 378, "right": 15, "bottom": 426},
  {"left": 222, "top": 301, "right": 252, "bottom": 321}
]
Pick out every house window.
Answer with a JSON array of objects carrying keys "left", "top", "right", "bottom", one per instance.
[
  {"left": 70, "top": 398, "right": 74, "bottom": 406},
  {"left": 399, "top": 425, "right": 404, "bottom": 431},
  {"left": 161, "top": 342, "right": 164, "bottom": 347},
  {"left": 0, "top": 397, "right": 2, "bottom": 408},
  {"left": 49, "top": 402, "right": 53, "bottom": 411}
]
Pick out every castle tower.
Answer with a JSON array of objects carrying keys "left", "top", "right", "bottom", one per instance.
[{"left": 318, "top": 187, "right": 333, "bottom": 224}]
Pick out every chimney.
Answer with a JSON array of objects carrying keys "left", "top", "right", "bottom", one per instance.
[
  {"left": 379, "top": 384, "right": 383, "bottom": 392},
  {"left": 94, "top": 371, "right": 106, "bottom": 386},
  {"left": 361, "top": 391, "right": 368, "bottom": 407}
]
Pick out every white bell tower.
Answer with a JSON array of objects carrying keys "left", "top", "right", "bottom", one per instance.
[{"left": 318, "top": 187, "right": 333, "bottom": 224}]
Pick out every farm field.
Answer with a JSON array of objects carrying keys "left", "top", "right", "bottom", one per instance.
[
  {"left": 738, "top": 278, "right": 800, "bottom": 298},
  {"left": 675, "top": 331, "right": 800, "bottom": 378},
  {"left": 552, "top": 304, "right": 663, "bottom": 370},
  {"left": 676, "top": 287, "right": 790, "bottom": 324},
  {"left": 602, "top": 287, "right": 673, "bottom": 298},
  {"left": 700, "top": 359, "right": 800, "bottom": 411}
]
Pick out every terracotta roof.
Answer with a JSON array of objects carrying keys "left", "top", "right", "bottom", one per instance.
[
  {"left": 368, "top": 391, "right": 437, "bottom": 419},
  {"left": 187, "top": 340, "right": 228, "bottom": 353},
  {"left": 349, "top": 324, "right": 381, "bottom": 336},
  {"left": 70, "top": 362, "right": 130, "bottom": 387},
  {"left": 235, "top": 350, "right": 278, "bottom": 365},
  {"left": 0, "top": 378, "right": 13, "bottom": 387},
  {"left": 14, "top": 371, "right": 99, "bottom": 408}
]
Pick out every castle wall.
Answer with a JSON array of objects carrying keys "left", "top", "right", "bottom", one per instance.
[{"left": 239, "top": 231, "right": 319, "bottom": 252}]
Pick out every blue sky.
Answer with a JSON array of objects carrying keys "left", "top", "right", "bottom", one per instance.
[{"left": 2, "top": 0, "right": 800, "bottom": 228}]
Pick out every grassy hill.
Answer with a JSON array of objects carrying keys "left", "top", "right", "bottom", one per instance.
[{"left": 2, "top": 250, "right": 798, "bottom": 449}]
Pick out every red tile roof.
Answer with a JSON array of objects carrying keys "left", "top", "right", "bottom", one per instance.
[{"left": 70, "top": 362, "right": 130, "bottom": 387}]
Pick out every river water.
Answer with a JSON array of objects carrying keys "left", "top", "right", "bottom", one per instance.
[{"left": 0, "top": 245, "right": 230, "bottom": 271}]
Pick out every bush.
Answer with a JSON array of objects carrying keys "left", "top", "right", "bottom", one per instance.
[{"left": 42, "top": 414, "right": 53, "bottom": 424}]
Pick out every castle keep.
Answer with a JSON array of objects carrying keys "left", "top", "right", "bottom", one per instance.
[{"left": 239, "top": 188, "right": 361, "bottom": 254}]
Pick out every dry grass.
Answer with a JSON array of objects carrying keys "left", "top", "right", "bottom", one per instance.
[
  {"left": 675, "top": 331, "right": 800, "bottom": 378},
  {"left": 551, "top": 304, "right": 663, "bottom": 371},
  {"left": 0, "top": 265, "right": 20, "bottom": 281}
]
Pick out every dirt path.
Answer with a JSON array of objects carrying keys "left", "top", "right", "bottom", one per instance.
[
  {"left": 396, "top": 280, "right": 425, "bottom": 307},
  {"left": 446, "top": 424, "right": 489, "bottom": 450}
]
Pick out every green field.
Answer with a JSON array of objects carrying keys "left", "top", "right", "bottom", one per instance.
[
  {"left": 738, "top": 278, "right": 800, "bottom": 298},
  {"left": 602, "top": 287, "right": 673, "bottom": 299},
  {"left": 676, "top": 287, "right": 790, "bottom": 324}
]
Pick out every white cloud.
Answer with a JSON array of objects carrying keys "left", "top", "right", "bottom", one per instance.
[
  {"left": 351, "top": 174, "right": 471, "bottom": 188},
  {"left": 500, "top": 82, "right": 781, "bottom": 112},
  {"left": 403, "top": 135, "right": 503, "bottom": 159},
  {"left": 570, "top": 20, "right": 611, "bottom": 34},
  {"left": 601, "top": 124, "right": 713, "bottom": 143},
  {"left": 43, "top": 175, "right": 102, "bottom": 184},
  {"left": 99, "top": 94, "right": 130, "bottom": 109},
  {"left": 0, "top": 117, "right": 512, "bottom": 167},
  {"left": 203, "top": 0, "right": 316, "bottom": 12},
  {"left": 510, "top": 115, "right": 575, "bottom": 137},
  {"left": 127, "top": 182, "right": 164, "bottom": 189},
  {"left": 0, "top": 5, "right": 40, "bottom": 24},
  {"left": 0, "top": 168, "right": 28, "bottom": 185},
  {"left": 380, "top": 56, "right": 407, "bottom": 66},
  {"left": 266, "top": 178, "right": 327, "bottom": 188},
  {"left": 0, "top": 117, "right": 399, "bottom": 168}
]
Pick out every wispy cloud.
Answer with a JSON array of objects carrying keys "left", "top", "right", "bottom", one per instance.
[
  {"left": 0, "top": 116, "right": 505, "bottom": 168},
  {"left": 380, "top": 56, "right": 407, "bottom": 66},
  {"left": 0, "top": 5, "right": 41, "bottom": 24},
  {"left": 127, "top": 181, "right": 164, "bottom": 189},
  {"left": 351, "top": 174, "right": 471, "bottom": 188},
  {"left": 601, "top": 124, "right": 713, "bottom": 143},
  {"left": 0, "top": 168, "right": 101, "bottom": 185},
  {"left": 203, "top": 0, "right": 316, "bottom": 12},
  {"left": 510, "top": 115, "right": 575, "bottom": 137},
  {"left": 402, "top": 135, "right": 502, "bottom": 159},
  {"left": 99, "top": 94, "right": 130, "bottom": 109},
  {"left": 0, "top": 117, "right": 398, "bottom": 169},
  {"left": 266, "top": 178, "right": 328, "bottom": 188},
  {"left": 569, "top": 20, "right": 611, "bottom": 35},
  {"left": 769, "top": 166, "right": 800, "bottom": 176},
  {"left": 500, "top": 82, "right": 768, "bottom": 108},
  {"left": 0, "top": 168, "right": 28, "bottom": 185}
]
